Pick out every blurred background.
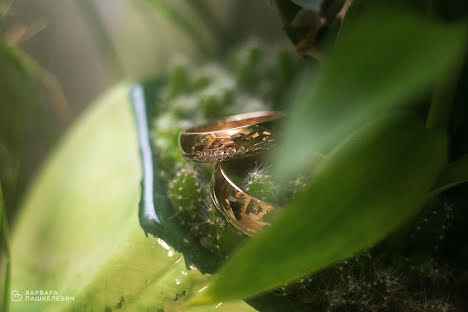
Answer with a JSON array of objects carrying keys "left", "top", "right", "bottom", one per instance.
[{"left": 0, "top": 0, "right": 285, "bottom": 223}]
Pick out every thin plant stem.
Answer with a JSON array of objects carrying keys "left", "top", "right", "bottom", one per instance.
[{"left": 1, "top": 182, "right": 11, "bottom": 312}]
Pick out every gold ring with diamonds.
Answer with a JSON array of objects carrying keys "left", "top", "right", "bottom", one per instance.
[
  {"left": 211, "top": 162, "right": 276, "bottom": 235},
  {"left": 178, "top": 111, "right": 283, "bottom": 162}
]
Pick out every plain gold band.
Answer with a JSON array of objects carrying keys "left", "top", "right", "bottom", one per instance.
[{"left": 211, "top": 162, "right": 276, "bottom": 235}]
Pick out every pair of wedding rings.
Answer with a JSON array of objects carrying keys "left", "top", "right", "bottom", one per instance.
[{"left": 178, "top": 111, "right": 282, "bottom": 235}]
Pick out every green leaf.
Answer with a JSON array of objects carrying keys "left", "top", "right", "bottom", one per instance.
[
  {"left": 195, "top": 113, "right": 447, "bottom": 303},
  {"left": 10, "top": 84, "right": 255, "bottom": 312},
  {"left": 273, "top": 5, "right": 467, "bottom": 180}
]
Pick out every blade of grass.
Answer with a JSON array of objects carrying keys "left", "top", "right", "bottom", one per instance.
[
  {"left": 76, "top": 0, "right": 124, "bottom": 78},
  {"left": 192, "top": 113, "right": 447, "bottom": 304},
  {"left": 146, "top": 0, "right": 212, "bottom": 56}
]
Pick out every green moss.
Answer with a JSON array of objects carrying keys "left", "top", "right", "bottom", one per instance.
[{"left": 244, "top": 166, "right": 279, "bottom": 204}]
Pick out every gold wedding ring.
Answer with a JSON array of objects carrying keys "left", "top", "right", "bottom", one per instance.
[
  {"left": 178, "top": 111, "right": 283, "bottom": 162},
  {"left": 178, "top": 111, "right": 282, "bottom": 235},
  {"left": 211, "top": 162, "right": 276, "bottom": 235}
]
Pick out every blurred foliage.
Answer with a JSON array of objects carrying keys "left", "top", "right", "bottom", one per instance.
[
  {"left": 197, "top": 3, "right": 468, "bottom": 308},
  {"left": 0, "top": 10, "right": 69, "bottom": 222},
  {"left": 0, "top": 40, "right": 40, "bottom": 218},
  {"left": 4, "top": 0, "right": 468, "bottom": 312}
]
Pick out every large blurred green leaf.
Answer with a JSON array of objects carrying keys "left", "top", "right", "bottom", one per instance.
[
  {"left": 195, "top": 113, "right": 447, "bottom": 303},
  {"left": 10, "top": 84, "right": 255, "bottom": 312},
  {"left": 273, "top": 5, "right": 467, "bottom": 180}
]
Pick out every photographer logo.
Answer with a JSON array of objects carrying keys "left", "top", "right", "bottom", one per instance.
[
  {"left": 11, "top": 290, "right": 22, "bottom": 301},
  {"left": 10, "top": 289, "right": 74, "bottom": 303}
]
